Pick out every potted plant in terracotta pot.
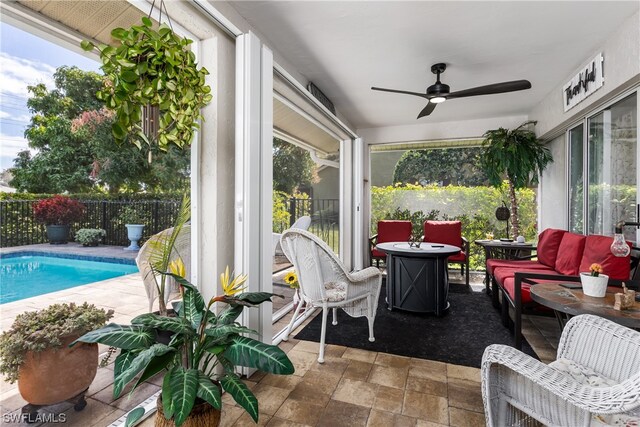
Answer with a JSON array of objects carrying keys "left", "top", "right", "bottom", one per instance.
[
  {"left": 73, "top": 264, "right": 294, "bottom": 426},
  {"left": 0, "top": 303, "right": 113, "bottom": 421},
  {"left": 33, "top": 195, "right": 85, "bottom": 244},
  {"left": 119, "top": 205, "right": 147, "bottom": 251}
]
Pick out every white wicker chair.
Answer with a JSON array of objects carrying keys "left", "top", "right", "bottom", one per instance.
[
  {"left": 280, "top": 229, "right": 382, "bottom": 363},
  {"left": 136, "top": 225, "right": 191, "bottom": 312},
  {"left": 273, "top": 216, "right": 312, "bottom": 257},
  {"left": 482, "top": 314, "right": 640, "bottom": 427}
]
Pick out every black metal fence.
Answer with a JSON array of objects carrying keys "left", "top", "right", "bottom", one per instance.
[
  {"left": 0, "top": 199, "right": 180, "bottom": 248},
  {"left": 274, "top": 198, "right": 340, "bottom": 252}
]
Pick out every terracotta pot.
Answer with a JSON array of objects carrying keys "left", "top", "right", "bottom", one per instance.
[
  {"left": 155, "top": 397, "right": 221, "bottom": 427},
  {"left": 18, "top": 334, "right": 98, "bottom": 405}
]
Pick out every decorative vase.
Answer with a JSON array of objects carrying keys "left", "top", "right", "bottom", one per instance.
[
  {"left": 125, "top": 224, "right": 145, "bottom": 251},
  {"left": 45, "top": 225, "right": 70, "bottom": 244},
  {"left": 155, "top": 397, "right": 221, "bottom": 427},
  {"left": 580, "top": 273, "right": 609, "bottom": 297},
  {"left": 18, "top": 334, "right": 98, "bottom": 406}
]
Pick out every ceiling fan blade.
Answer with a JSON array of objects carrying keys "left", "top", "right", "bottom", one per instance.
[
  {"left": 446, "top": 80, "right": 531, "bottom": 99},
  {"left": 371, "top": 86, "right": 429, "bottom": 99},
  {"left": 417, "top": 102, "right": 436, "bottom": 119}
]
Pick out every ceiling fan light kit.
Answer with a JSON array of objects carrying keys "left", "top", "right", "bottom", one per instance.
[{"left": 371, "top": 62, "right": 532, "bottom": 118}]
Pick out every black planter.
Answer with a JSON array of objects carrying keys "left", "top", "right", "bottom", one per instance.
[{"left": 46, "top": 225, "right": 70, "bottom": 244}]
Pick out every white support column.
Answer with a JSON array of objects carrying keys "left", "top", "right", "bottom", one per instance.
[
  {"left": 235, "top": 32, "right": 273, "bottom": 349},
  {"left": 353, "top": 138, "right": 364, "bottom": 270},
  {"left": 340, "top": 139, "right": 353, "bottom": 269}
]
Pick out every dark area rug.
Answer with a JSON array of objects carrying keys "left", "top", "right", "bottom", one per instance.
[{"left": 294, "top": 284, "right": 538, "bottom": 368}]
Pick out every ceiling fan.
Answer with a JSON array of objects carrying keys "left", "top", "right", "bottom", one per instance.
[{"left": 371, "top": 63, "right": 531, "bottom": 119}]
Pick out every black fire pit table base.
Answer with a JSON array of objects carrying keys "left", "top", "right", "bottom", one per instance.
[{"left": 376, "top": 242, "right": 461, "bottom": 316}]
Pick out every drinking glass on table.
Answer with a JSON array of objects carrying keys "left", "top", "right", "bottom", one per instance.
[{"left": 486, "top": 232, "right": 494, "bottom": 240}]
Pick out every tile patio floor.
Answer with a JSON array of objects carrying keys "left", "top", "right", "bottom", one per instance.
[{"left": 0, "top": 245, "right": 561, "bottom": 426}]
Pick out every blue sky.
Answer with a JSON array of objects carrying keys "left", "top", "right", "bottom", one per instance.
[{"left": 0, "top": 22, "right": 100, "bottom": 171}]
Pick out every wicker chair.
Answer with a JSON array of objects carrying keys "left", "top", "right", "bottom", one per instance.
[
  {"left": 136, "top": 225, "right": 191, "bottom": 312},
  {"left": 482, "top": 314, "right": 640, "bottom": 427},
  {"left": 273, "top": 215, "right": 312, "bottom": 257},
  {"left": 280, "top": 229, "right": 382, "bottom": 363}
]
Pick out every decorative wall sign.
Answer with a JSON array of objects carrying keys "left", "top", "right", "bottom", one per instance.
[{"left": 562, "top": 53, "right": 604, "bottom": 112}]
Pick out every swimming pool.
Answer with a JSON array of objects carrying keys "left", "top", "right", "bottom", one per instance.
[{"left": 0, "top": 252, "right": 138, "bottom": 304}]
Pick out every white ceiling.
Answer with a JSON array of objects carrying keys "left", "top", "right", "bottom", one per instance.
[{"left": 228, "top": 1, "right": 639, "bottom": 130}]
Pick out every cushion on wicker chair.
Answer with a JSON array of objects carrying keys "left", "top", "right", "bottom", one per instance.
[
  {"left": 550, "top": 358, "right": 640, "bottom": 426},
  {"left": 324, "top": 281, "right": 347, "bottom": 302}
]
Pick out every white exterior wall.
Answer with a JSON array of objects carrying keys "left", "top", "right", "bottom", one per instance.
[
  {"left": 538, "top": 134, "right": 567, "bottom": 231},
  {"left": 531, "top": 11, "right": 640, "bottom": 138}
]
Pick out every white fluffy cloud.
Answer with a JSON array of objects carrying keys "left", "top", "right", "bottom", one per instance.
[
  {"left": 0, "top": 133, "right": 33, "bottom": 171},
  {"left": 0, "top": 52, "right": 55, "bottom": 98}
]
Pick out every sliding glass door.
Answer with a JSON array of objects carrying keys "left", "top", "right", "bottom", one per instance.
[
  {"left": 587, "top": 93, "right": 638, "bottom": 240},
  {"left": 568, "top": 125, "right": 584, "bottom": 233}
]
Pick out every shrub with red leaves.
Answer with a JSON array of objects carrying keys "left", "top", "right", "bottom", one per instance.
[{"left": 33, "top": 195, "right": 85, "bottom": 225}]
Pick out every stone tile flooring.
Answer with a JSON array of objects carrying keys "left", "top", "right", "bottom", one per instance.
[{"left": 0, "top": 245, "right": 562, "bottom": 426}]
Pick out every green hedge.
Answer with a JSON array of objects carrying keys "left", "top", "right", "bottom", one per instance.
[
  {"left": 0, "top": 192, "right": 185, "bottom": 201},
  {"left": 371, "top": 183, "right": 538, "bottom": 271}
]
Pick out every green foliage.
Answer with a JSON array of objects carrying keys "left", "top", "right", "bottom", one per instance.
[
  {"left": 81, "top": 18, "right": 212, "bottom": 150},
  {"left": 0, "top": 303, "right": 113, "bottom": 383},
  {"left": 371, "top": 183, "right": 537, "bottom": 270},
  {"left": 273, "top": 190, "right": 291, "bottom": 232},
  {"left": 73, "top": 271, "right": 294, "bottom": 426},
  {"left": 75, "top": 228, "right": 106, "bottom": 246},
  {"left": 0, "top": 192, "right": 184, "bottom": 201},
  {"left": 118, "top": 205, "right": 148, "bottom": 225},
  {"left": 273, "top": 138, "right": 316, "bottom": 194},
  {"left": 393, "top": 147, "right": 489, "bottom": 186}
]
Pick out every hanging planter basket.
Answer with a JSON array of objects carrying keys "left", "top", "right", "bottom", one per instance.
[{"left": 81, "top": 16, "right": 212, "bottom": 151}]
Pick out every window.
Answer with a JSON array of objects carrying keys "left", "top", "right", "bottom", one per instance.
[{"left": 568, "top": 125, "right": 584, "bottom": 233}]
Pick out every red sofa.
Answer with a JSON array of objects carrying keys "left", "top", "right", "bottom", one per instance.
[{"left": 489, "top": 228, "right": 632, "bottom": 349}]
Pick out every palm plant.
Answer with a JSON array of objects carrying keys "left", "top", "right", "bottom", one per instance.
[
  {"left": 144, "top": 194, "right": 191, "bottom": 316},
  {"left": 479, "top": 121, "right": 553, "bottom": 238},
  {"left": 72, "top": 267, "right": 293, "bottom": 426}
]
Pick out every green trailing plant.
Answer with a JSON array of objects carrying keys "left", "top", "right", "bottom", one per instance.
[
  {"left": 81, "top": 17, "right": 212, "bottom": 151},
  {"left": 72, "top": 268, "right": 294, "bottom": 426},
  {"left": 118, "top": 205, "right": 147, "bottom": 225},
  {"left": 145, "top": 194, "right": 191, "bottom": 316},
  {"left": 479, "top": 121, "right": 553, "bottom": 238},
  {"left": 75, "top": 228, "right": 106, "bottom": 246},
  {"left": 0, "top": 303, "right": 113, "bottom": 383}
]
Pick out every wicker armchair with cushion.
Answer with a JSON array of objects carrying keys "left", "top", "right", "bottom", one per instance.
[{"left": 482, "top": 314, "right": 640, "bottom": 427}]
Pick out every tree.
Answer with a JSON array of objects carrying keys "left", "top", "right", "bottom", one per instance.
[
  {"left": 479, "top": 121, "right": 553, "bottom": 238},
  {"left": 10, "top": 66, "right": 190, "bottom": 194},
  {"left": 393, "top": 147, "right": 489, "bottom": 186},
  {"left": 272, "top": 138, "right": 316, "bottom": 194}
]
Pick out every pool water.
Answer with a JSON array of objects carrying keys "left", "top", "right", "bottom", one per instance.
[{"left": 0, "top": 255, "right": 138, "bottom": 304}]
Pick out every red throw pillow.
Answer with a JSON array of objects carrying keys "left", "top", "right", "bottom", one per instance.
[
  {"left": 536, "top": 228, "right": 566, "bottom": 268},
  {"left": 423, "top": 221, "right": 462, "bottom": 248},
  {"left": 579, "top": 235, "right": 630, "bottom": 280},
  {"left": 555, "top": 233, "right": 586, "bottom": 275}
]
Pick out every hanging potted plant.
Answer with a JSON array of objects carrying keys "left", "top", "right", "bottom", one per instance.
[
  {"left": 0, "top": 303, "right": 113, "bottom": 421},
  {"left": 33, "top": 195, "right": 85, "bottom": 244},
  {"left": 73, "top": 265, "right": 294, "bottom": 427},
  {"left": 81, "top": 15, "right": 212, "bottom": 151}
]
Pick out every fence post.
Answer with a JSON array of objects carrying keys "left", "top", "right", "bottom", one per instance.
[
  {"left": 154, "top": 200, "right": 160, "bottom": 233},
  {"left": 288, "top": 198, "right": 297, "bottom": 226}
]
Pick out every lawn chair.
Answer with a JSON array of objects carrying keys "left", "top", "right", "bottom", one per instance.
[
  {"left": 369, "top": 220, "right": 413, "bottom": 266},
  {"left": 273, "top": 215, "right": 311, "bottom": 257},
  {"left": 423, "top": 220, "right": 469, "bottom": 286}
]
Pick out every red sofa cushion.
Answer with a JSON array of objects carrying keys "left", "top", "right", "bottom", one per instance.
[
  {"left": 423, "top": 221, "right": 462, "bottom": 249},
  {"left": 372, "top": 220, "right": 412, "bottom": 258},
  {"left": 502, "top": 277, "right": 561, "bottom": 304},
  {"left": 579, "top": 235, "right": 630, "bottom": 280},
  {"left": 486, "top": 259, "right": 548, "bottom": 275},
  {"left": 536, "top": 228, "right": 567, "bottom": 268},
  {"left": 554, "top": 232, "right": 586, "bottom": 275},
  {"left": 493, "top": 266, "right": 557, "bottom": 286}
]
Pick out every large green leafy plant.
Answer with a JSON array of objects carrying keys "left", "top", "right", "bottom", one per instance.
[
  {"left": 81, "top": 17, "right": 212, "bottom": 150},
  {"left": 72, "top": 267, "right": 293, "bottom": 426},
  {"left": 479, "top": 121, "right": 553, "bottom": 238}
]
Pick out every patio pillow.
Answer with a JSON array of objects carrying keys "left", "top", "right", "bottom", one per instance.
[
  {"left": 579, "top": 234, "right": 630, "bottom": 280},
  {"left": 536, "top": 228, "right": 567, "bottom": 268},
  {"left": 554, "top": 232, "right": 586, "bottom": 276}
]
